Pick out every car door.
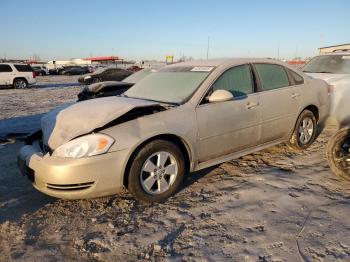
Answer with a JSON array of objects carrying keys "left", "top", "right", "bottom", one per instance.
[
  {"left": 195, "top": 64, "right": 261, "bottom": 163},
  {"left": 253, "top": 63, "right": 301, "bottom": 143},
  {"left": 0, "top": 64, "right": 13, "bottom": 85}
]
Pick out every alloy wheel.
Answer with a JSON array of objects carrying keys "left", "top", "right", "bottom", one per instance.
[
  {"left": 140, "top": 151, "right": 178, "bottom": 195},
  {"left": 298, "top": 117, "right": 314, "bottom": 144}
]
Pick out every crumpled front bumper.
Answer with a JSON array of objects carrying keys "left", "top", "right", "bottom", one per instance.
[{"left": 18, "top": 141, "right": 129, "bottom": 199}]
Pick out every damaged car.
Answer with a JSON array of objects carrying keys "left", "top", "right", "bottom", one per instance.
[
  {"left": 78, "top": 67, "right": 132, "bottom": 85},
  {"left": 18, "top": 58, "right": 329, "bottom": 202},
  {"left": 77, "top": 68, "right": 157, "bottom": 101},
  {"left": 302, "top": 52, "right": 350, "bottom": 126}
]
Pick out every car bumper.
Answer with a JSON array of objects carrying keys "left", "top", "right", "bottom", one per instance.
[
  {"left": 18, "top": 142, "right": 129, "bottom": 199},
  {"left": 27, "top": 78, "right": 37, "bottom": 85}
]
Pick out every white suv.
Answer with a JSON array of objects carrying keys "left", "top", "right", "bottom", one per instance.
[{"left": 0, "top": 63, "right": 37, "bottom": 88}]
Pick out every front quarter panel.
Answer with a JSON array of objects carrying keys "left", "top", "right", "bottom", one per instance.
[{"left": 101, "top": 103, "right": 198, "bottom": 169}]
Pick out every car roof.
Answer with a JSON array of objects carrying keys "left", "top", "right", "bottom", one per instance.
[
  {"left": 0, "top": 63, "right": 31, "bottom": 66},
  {"left": 165, "top": 58, "right": 286, "bottom": 68},
  {"left": 318, "top": 52, "right": 350, "bottom": 56}
]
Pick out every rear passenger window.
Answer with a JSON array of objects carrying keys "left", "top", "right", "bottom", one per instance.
[
  {"left": 14, "top": 64, "right": 33, "bottom": 72},
  {"left": 212, "top": 64, "right": 253, "bottom": 97},
  {"left": 288, "top": 69, "right": 304, "bottom": 85},
  {"left": 0, "top": 64, "right": 13, "bottom": 72},
  {"left": 255, "top": 64, "right": 290, "bottom": 91}
]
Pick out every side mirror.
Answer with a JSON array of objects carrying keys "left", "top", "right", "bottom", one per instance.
[{"left": 208, "top": 89, "right": 233, "bottom": 103}]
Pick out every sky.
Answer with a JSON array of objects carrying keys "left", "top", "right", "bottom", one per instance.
[{"left": 0, "top": 0, "right": 349, "bottom": 61}]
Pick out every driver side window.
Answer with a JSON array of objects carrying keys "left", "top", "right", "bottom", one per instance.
[{"left": 212, "top": 64, "right": 253, "bottom": 97}]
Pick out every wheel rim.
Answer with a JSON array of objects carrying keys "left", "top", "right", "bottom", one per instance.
[
  {"left": 298, "top": 117, "right": 314, "bottom": 144},
  {"left": 140, "top": 151, "right": 178, "bottom": 195},
  {"left": 332, "top": 135, "right": 350, "bottom": 175},
  {"left": 15, "top": 80, "right": 26, "bottom": 88}
]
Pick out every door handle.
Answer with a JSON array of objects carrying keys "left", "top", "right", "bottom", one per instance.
[
  {"left": 291, "top": 93, "right": 300, "bottom": 99},
  {"left": 246, "top": 102, "right": 259, "bottom": 109}
]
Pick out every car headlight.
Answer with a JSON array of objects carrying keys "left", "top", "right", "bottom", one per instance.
[{"left": 52, "top": 134, "right": 114, "bottom": 158}]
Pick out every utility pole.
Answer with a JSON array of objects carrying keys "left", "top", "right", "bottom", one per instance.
[
  {"left": 277, "top": 44, "right": 280, "bottom": 60},
  {"left": 206, "top": 36, "right": 210, "bottom": 60}
]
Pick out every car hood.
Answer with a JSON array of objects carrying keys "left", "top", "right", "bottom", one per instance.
[
  {"left": 306, "top": 73, "right": 350, "bottom": 84},
  {"left": 41, "top": 96, "right": 160, "bottom": 150}
]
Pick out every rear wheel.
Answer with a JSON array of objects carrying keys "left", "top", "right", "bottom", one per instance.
[
  {"left": 13, "top": 78, "right": 28, "bottom": 89},
  {"left": 289, "top": 110, "right": 317, "bottom": 150},
  {"left": 128, "top": 140, "right": 185, "bottom": 203},
  {"left": 327, "top": 127, "right": 350, "bottom": 181}
]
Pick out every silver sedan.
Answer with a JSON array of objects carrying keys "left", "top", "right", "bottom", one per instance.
[{"left": 18, "top": 58, "right": 330, "bottom": 202}]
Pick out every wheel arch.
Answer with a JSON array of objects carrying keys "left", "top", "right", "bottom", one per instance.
[
  {"left": 123, "top": 133, "right": 192, "bottom": 188},
  {"left": 13, "top": 77, "right": 28, "bottom": 85},
  {"left": 303, "top": 104, "right": 319, "bottom": 123}
]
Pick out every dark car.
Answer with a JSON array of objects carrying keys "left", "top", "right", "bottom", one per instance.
[
  {"left": 77, "top": 68, "right": 156, "bottom": 101},
  {"left": 59, "top": 66, "right": 90, "bottom": 75},
  {"left": 78, "top": 68, "right": 133, "bottom": 84},
  {"left": 32, "top": 66, "right": 47, "bottom": 76}
]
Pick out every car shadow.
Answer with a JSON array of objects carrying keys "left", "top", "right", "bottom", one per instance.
[{"left": 33, "top": 82, "right": 80, "bottom": 89}]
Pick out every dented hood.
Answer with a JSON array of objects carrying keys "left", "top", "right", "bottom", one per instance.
[{"left": 41, "top": 96, "right": 159, "bottom": 149}]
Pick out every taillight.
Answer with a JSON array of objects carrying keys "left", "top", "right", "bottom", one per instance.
[
  {"left": 33, "top": 72, "right": 36, "bottom": 78},
  {"left": 327, "top": 84, "right": 334, "bottom": 95}
]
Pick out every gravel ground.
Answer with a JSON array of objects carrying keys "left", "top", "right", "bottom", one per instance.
[{"left": 0, "top": 76, "right": 350, "bottom": 261}]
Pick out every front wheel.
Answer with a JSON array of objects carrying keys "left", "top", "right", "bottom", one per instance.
[
  {"left": 13, "top": 78, "right": 28, "bottom": 89},
  {"left": 327, "top": 127, "right": 350, "bottom": 181},
  {"left": 289, "top": 110, "right": 317, "bottom": 150},
  {"left": 128, "top": 140, "right": 185, "bottom": 203}
]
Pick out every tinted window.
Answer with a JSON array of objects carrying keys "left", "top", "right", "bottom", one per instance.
[
  {"left": 0, "top": 64, "right": 13, "bottom": 72},
  {"left": 255, "top": 64, "right": 290, "bottom": 91},
  {"left": 288, "top": 69, "right": 304, "bottom": 85},
  {"left": 212, "top": 64, "right": 253, "bottom": 97},
  {"left": 14, "top": 64, "right": 33, "bottom": 72}
]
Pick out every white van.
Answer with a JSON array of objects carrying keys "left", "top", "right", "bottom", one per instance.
[{"left": 0, "top": 63, "right": 37, "bottom": 88}]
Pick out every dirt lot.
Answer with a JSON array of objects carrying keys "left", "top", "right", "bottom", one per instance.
[{"left": 1, "top": 76, "right": 350, "bottom": 261}]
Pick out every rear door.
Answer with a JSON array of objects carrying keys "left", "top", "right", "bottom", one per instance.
[
  {"left": 253, "top": 63, "right": 301, "bottom": 143},
  {"left": 0, "top": 64, "right": 13, "bottom": 85},
  {"left": 195, "top": 64, "right": 261, "bottom": 162}
]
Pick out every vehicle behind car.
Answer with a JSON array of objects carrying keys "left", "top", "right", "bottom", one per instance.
[
  {"left": 59, "top": 66, "right": 90, "bottom": 75},
  {"left": 0, "top": 63, "right": 36, "bottom": 88},
  {"left": 302, "top": 52, "right": 350, "bottom": 126},
  {"left": 78, "top": 67, "right": 132, "bottom": 84},
  {"left": 77, "top": 68, "right": 157, "bottom": 101}
]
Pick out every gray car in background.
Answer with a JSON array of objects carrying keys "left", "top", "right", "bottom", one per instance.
[{"left": 18, "top": 58, "right": 329, "bottom": 202}]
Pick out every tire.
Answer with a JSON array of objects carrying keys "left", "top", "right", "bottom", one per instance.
[
  {"left": 327, "top": 127, "right": 350, "bottom": 181},
  {"left": 128, "top": 139, "right": 185, "bottom": 203},
  {"left": 289, "top": 109, "right": 317, "bottom": 150},
  {"left": 13, "top": 78, "right": 28, "bottom": 89}
]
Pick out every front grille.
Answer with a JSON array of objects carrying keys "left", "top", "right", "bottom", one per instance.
[{"left": 46, "top": 182, "right": 94, "bottom": 191}]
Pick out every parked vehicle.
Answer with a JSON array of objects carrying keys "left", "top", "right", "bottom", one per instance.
[
  {"left": 18, "top": 58, "right": 329, "bottom": 202},
  {"left": 59, "top": 66, "right": 90, "bottom": 75},
  {"left": 32, "top": 66, "right": 48, "bottom": 76},
  {"left": 302, "top": 52, "right": 350, "bottom": 126},
  {"left": 77, "top": 68, "right": 156, "bottom": 101},
  {"left": 0, "top": 63, "right": 36, "bottom": 88},
  {"left": 78, "top": 68, "right": 132, "bottom": 84},
  {"left": 327, "top": 126, "right": 350, "bottom": 181}
]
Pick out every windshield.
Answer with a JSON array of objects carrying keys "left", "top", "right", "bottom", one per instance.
[
  {"left": 123, "top": 68, "right": 154, "bottom": 84},
  {"left": 124, "top": 66, "right": 212, "bottom": 104},
  {"left": 303, "top": 55, "right": 350, "bottom": 74}
]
